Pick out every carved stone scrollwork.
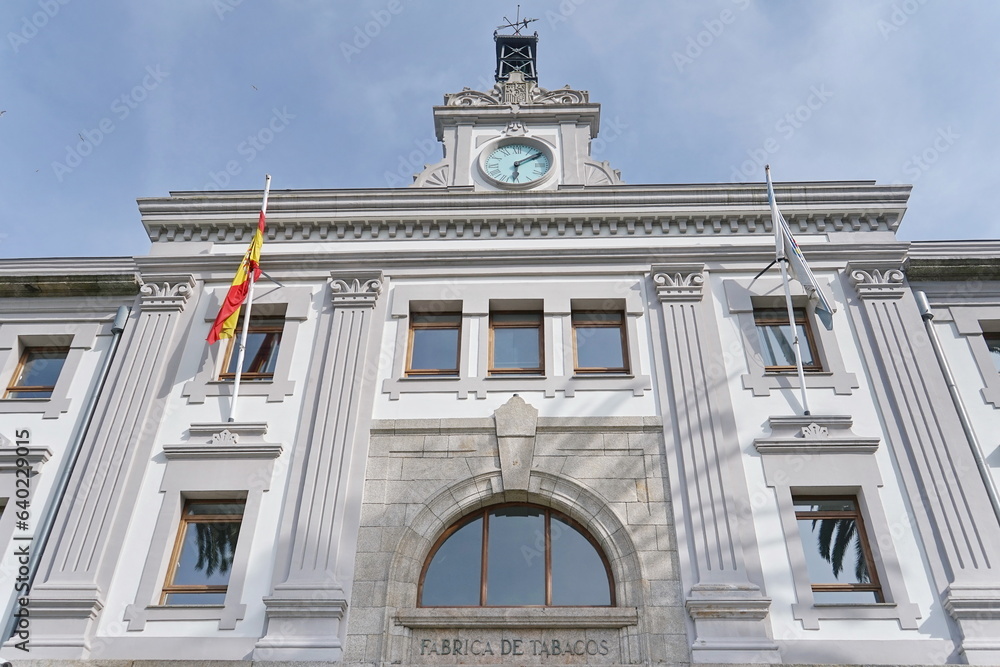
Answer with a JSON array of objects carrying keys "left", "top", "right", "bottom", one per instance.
[
  {"left": 443, "top": 81, "right": 589, "bottom": 107},
  {"left": 138, "top": 275, "right": 195, "bottom": 312},
  {"left": 533, "top": 85, "right": 589, "bottom": 105},
  {"left": 330, "top": 271, "right": 384, "bottom": 308},
  {"left": 849, "top": 265, "right": 906, "bottom": 300},
  {"left": 651, "top": 265, "right": 706, "bottom": 302},
  {"left": 444, "top": 87, "right": 502, "bottom": 107}
]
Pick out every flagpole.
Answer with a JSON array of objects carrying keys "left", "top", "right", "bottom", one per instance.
[
  {"left": 766, "top": 165, "right": 811, "bottom": 416},
  {"left": 229, "top": 174, "right": 271, "bottom": 423}
]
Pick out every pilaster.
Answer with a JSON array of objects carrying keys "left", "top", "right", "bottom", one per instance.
[
  {"left": 849, "top": 262, "right": 1000, "bottom": 664},
  {"left": 650, "top": 264, "right": 779, "bottom": 663},
  {"left": 254, "top": 271, "right": 385, "bottom": 661},
  {"left": 23, "top": 275, "right": 195, "bottom": 659}
]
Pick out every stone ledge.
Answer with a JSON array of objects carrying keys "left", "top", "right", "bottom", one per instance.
[{"left": 396, "top": 607, "right": 639, "bottom": 629}]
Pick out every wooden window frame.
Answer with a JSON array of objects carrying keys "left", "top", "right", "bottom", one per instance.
[
  {"left": 488, "top": 310, "right": 543, "bottom": 375},
  {"left": 418, "top": 503, "right": 615, "bottom": 607},
  {"left": 754, "top": 307, "right": 822, "bottom": 372},
  {"left": 406, "top": 312, "right": 462, "bottom": 377},
  {"left": 792, "top": 495, "right": 883, "bottom": 602},
  {"left": 218, "top": 316, "right": 284, "bottom": 382},
  {"left": 160, "top": 499, "right": 246, "bottom": 606},
  {"left": 571, "top": 310, "right": 629, "bottom": 374},
  {"left": 4, "top": 346, "right": 70, "bottom": 399}
]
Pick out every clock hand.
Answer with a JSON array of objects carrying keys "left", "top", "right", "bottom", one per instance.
[{"left": 514, "top": 152, "right": 544, "bottom": 167}]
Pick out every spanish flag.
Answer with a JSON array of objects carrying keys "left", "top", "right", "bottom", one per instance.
[{"left": 207, "top": 182, "right": 269, "bottom": 344}]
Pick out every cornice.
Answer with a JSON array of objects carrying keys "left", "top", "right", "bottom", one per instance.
[
  {"left": 139, "top": 182, "right": 910, "bottom": 246},
  {"left": 907, "top": 240, "right": 1000, "bottom": 281}
]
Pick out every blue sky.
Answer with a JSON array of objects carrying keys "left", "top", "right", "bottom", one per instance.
[{"left": 1, "top": 1, "right": 995, "bottom": 258}]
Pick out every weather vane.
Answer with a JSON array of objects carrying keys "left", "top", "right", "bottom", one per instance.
[{"left": 496, "top": 5, "right": 538, "bottom": 35}]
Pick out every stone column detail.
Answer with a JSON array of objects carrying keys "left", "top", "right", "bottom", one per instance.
[
  {"left": 650, "top": 264, "right": 779, "bottom": 664},
  {"left": 26, "top": 275, "right": 195, "bottom": 659},
  {"left": 849, "top": 262, "right": 1000, "bottom": 664},
  {"left": 254, "top": 271, "right": 384, "bottom": 661}
]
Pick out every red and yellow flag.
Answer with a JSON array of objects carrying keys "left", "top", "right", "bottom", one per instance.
[{"left": 207, "top": 210, "right": 266, "bottom": 344}]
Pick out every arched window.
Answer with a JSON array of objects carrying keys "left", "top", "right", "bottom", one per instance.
[{"left": 419, "top": 503, "right": 614, "bottom": 607}]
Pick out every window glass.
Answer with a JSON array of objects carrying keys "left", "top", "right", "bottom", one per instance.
[
  {"left": 755, "top": 308, "right": 819, "bottom": 370},
  {"left": 985, "top": 334, "right": 1000, "bottom": 372},
  {"left": 420, "top": 504, "right": 613, "bottom": 607},
  {"left": 162, "top": 501, "right": 244, "bottom": 605},
  {"left": 5, "top": 347, "right": 69, "bottom": 398},
  {"left": 793, "top": 497, "right": 881, "bottom": 603},
  {"left": 573, "top": 311, "right": 627, "bottom": 373},
  {"left": 551, "top": 515, "right": 612, "bottom": 605},
  {"left": 408, "top": 313, "right": 461, "bottom": 375},
  {"left": 221, "top": 316, "right": 283, "bottom": 380},
  {"left": 491, "top": 312, "right": 542, "bottom": 373},
  {"left": 486, "top": 507, "right": 545, "bottom": 605},
  {"left": 421, "top": 516, "right": 482, "bottom": 606}
]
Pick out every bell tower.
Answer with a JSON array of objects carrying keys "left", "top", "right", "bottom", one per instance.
[{"left": 410, "top": 17, "right": 623, "bottom": 190}]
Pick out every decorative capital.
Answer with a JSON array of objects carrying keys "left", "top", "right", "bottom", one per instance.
[
  {"left": 848, "top": 264, "right": 906, "bottom": 300},
  {"left": 138, "top": 275, "right": 195, "bottom": 312},
  {"left": 329, "top": 271, "right": 383, "bottom": 307},
  {"left": 651, "top": 264, "right": 705, "bottom": 302}
]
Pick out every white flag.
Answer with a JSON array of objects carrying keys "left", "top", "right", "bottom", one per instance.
[{"left": 766, "top": 167, "right": 836, "bottom": 330}]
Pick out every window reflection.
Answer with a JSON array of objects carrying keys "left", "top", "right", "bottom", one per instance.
[{"left": 420, "top": 504, "right": 613, "bottom": 607}]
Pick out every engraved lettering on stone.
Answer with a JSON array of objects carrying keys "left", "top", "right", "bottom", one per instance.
[{"left": 417, "top": 635, "right": 611, "bottom": 659}]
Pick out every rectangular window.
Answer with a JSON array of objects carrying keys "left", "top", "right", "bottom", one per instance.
[
  {"left": 754, "top": 307, "right": 821, "bottom": 371},
  {"left": 4, "top": 347, "right": 69, "bottom": 399},
  {"left": 161, "top": 500, "right": 245, "bottom": 605},
  {"left": 490, "top": 311, "right": 543, "bottom": 375},
  {"left": 220, "top": 315, "right": 283, "bottom": 381},
  {"left": 407, "top": 312, "right": 461, "bottom": 376},
  {"left": 572, "top": 310, "right": 628, "bottom": 374},
  {"left": 984, "top": 333, "right": 1000, "bottom": 373},
  {"left": 793, "top": 496, "right": 882, "bottom": 603}
]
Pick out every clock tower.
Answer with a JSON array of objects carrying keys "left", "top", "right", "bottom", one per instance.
[{"left": 412, "top": 27, "right": 623, "bottom": 190}]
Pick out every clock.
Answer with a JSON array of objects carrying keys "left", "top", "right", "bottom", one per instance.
[{"left": 479, "top": 139, "right": 554, "bottom": 189}]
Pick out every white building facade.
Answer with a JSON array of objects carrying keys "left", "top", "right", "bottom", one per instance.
[{"left": 2, "top": 30, "right": 1000, "bottom": 667}]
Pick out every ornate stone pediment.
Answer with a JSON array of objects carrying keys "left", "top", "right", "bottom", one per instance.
[{"left": 444, "top": 80, "right": 590, "bottom": 107}]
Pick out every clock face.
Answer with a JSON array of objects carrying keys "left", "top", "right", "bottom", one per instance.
[{"left": 482, "top": 143, "right": 552, "bottom": 187}]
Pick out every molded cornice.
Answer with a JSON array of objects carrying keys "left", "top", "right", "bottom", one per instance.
[{"left": 139, "top": 182, "right": 910, "bottom": 247}]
